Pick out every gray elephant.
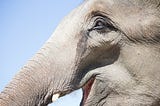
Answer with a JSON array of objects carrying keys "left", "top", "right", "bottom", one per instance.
[{"left": 1, "top": 0, "right": 160, "bottom": 106}]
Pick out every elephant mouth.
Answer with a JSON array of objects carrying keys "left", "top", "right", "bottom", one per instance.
[{"left": 80, "top": 77, "right": 95, "bottom": 106}]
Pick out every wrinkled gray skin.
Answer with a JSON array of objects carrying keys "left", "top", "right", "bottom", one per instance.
[{"left": 1, "top": 0, "right": 160, "bottom": 106}]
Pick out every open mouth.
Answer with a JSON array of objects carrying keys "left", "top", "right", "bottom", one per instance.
[{"left": 80, "top": 78, "right": 95, "bottom": 106}]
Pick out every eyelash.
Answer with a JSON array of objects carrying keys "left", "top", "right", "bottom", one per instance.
[
  {"left": 93, "top": 18, "right": 106, "bottom": 30},
  {"left": 88, "top": 16, "right": 117, "bottom": 33}
]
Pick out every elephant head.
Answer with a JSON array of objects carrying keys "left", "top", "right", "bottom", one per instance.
[{"left": 1, "top": 0, "right": 160, "bottom": 106}]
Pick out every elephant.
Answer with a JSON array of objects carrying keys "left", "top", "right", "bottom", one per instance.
[{"left": 1, "top": 0, "right": 160, "bottom": 106}]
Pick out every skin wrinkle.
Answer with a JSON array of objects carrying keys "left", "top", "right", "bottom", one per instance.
[
  {"left": 125, "top": 26, "right": 160, "bottom": 44},
  {"left": 3, "top": 82, "right": 29, "bottom": 106},
  {"left": 97, "top": 95, "right": 107, "bottom": 106},
  {"left": 35, "top": 47, "right": 68, "bottom": 97},
  {"left": 20, "top": 69, "right": 45, "bottom": 105},
  {"left": 84, "top": 79, "right": 113, "bottom": 106},
  {"left": 12, "top": 68, "right": 37, "bottom": 106},
  {"left": 25, "top": 61, "right": 50, "bottom": 92},
  {"left": 12, "top": 74, "right": 34, "bottom": 94},
  {"left": 0, "top": 91, "right": 20, "bottom": 106}
]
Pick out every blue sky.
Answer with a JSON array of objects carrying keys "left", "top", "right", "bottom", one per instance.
[{"left": 0, "top": 0, "right": 83, "bottom": 106}]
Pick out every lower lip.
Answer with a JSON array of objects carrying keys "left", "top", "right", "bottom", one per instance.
[{"left": 81, "top": 78, "right": 95, "bottom": 106}]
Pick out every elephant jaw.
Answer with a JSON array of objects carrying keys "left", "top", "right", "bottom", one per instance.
[{"left": 81, "top": 78, "right": 95, "bottom": 106}]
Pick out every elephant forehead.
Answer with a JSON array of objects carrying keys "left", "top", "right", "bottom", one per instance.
[
  {"left": 85, "top": 0, "right": 159, "bottom": 42},
  {"left": 49, "top": 0, "right": 159, "bottom": 45},
  {"left": 49, "top": 0, "right": 141, "bottom": 40},
  {"left": 47, "top": 0, "right": 111, "bottom": 45}
]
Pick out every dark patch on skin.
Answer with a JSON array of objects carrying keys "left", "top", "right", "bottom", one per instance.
[
  {"left": 83, "top": 46, "right": 120, "bottom": 71},
  {"left": 157, "top": 2, "right": 160, "bottom": 8},
  {"left": 71, "top": 31, "right": 89, "bottom": 89},
  {"left": 76, "top": 31, "right": 89, "bottom": 60},
  {"left": 71, "top": 27, "right": 120, "bottom": 89}
]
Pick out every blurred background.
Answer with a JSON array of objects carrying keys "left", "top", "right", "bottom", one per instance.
[{"left": 0, "top": 0, "right": 83, "bottom": 106}]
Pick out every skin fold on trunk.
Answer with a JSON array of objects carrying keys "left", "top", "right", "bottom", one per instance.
[{"left": 0, "top": 42, "right": 72, "bottom": 106}]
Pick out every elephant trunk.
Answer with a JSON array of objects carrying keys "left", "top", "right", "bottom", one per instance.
[
  {"left": 0, "top": 41, "right": 74, "bottom": 106},
  {"left": 0, "top": 6, "right": 82, "bottom": 105}
]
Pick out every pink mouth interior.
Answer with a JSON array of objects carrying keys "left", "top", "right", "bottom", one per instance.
[{"left": 82, "top": 78, "right": 95, "bottom": 106}]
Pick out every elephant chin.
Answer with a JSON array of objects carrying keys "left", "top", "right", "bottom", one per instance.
[{"left": 79, "top": 71, "right": 113, "bottom": 106}]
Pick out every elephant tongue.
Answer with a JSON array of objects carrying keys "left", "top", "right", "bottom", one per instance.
[{"left": 81, "top": 78, "right": 95, "bottom": 106}]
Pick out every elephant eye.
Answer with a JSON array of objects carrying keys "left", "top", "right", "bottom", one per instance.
[
  {"left": 93, "top": 18, "right": 106, "bottom": 30},
  {"left": 88, "top": 17, "right": 117, "bottom": 33}
]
